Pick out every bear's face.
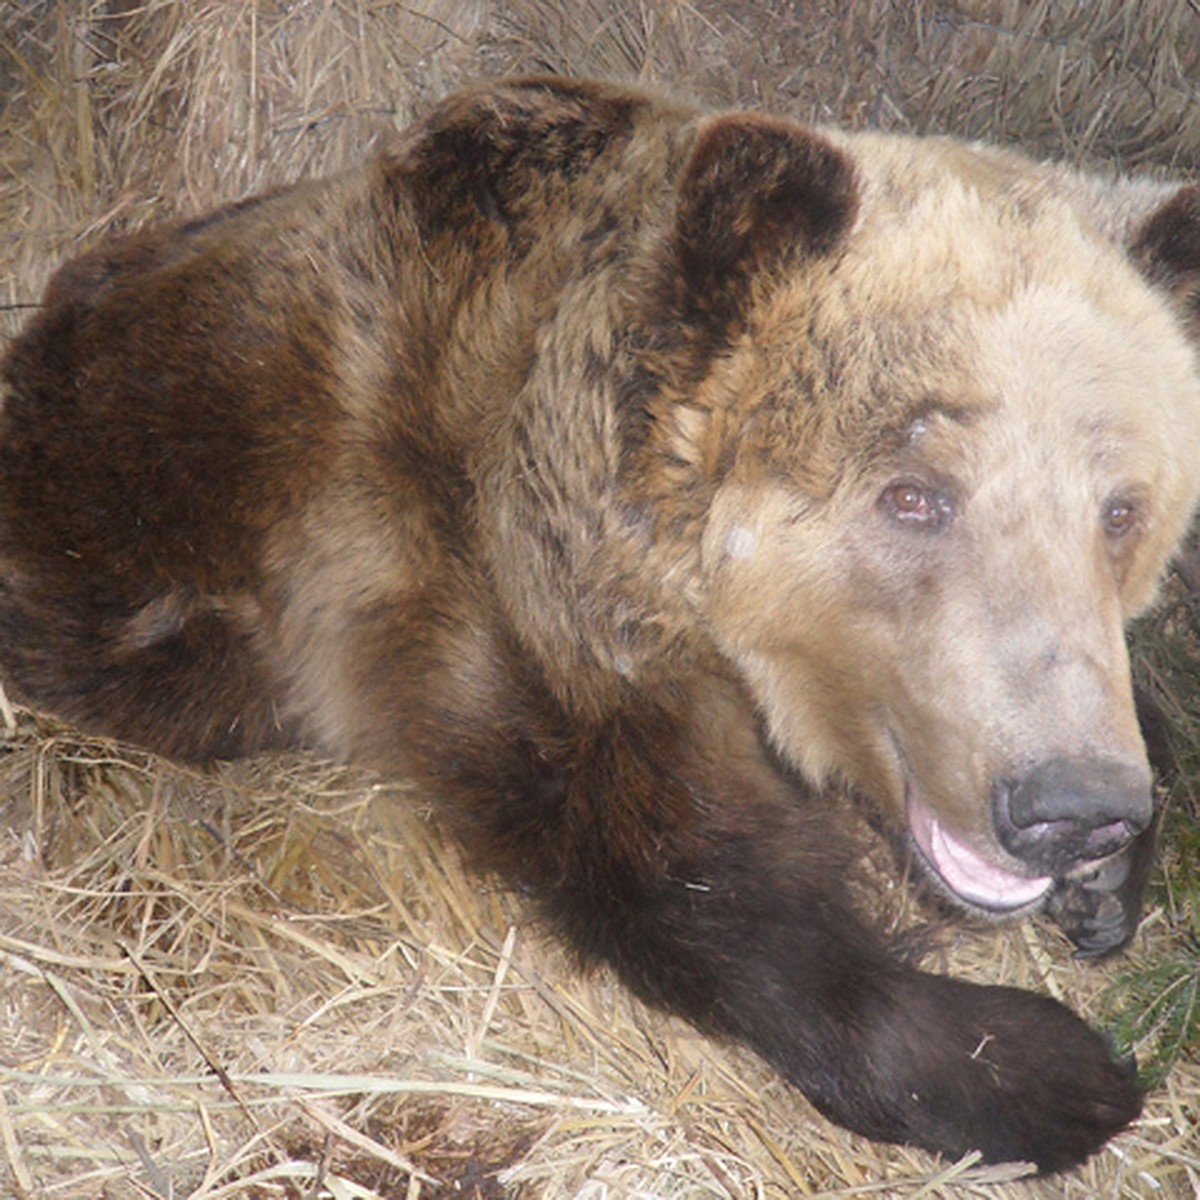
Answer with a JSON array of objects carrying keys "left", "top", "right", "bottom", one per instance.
[{"left": 694, "top": 152, "right": 1200, "bottom": 915}]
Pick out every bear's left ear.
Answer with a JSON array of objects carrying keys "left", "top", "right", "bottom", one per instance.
[
  {"left": 1129, "top": 184, "right": 1200, "bottom": 337},
  {"left": 671, "top": 114, "right": 858, "bottom": 332}
]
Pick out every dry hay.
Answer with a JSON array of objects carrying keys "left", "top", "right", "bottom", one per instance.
[{"left": 1, "top": 2, "right": 1198, "bottom": 1197}]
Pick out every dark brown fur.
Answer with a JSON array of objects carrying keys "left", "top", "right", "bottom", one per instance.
[{"left": 5, "top": 78, "right": 1200, "bottom": 1173}]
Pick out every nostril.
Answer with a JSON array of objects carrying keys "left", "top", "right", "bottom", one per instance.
[{"left": 1082, "top": 819, "right": 1136, "bottom": 859}]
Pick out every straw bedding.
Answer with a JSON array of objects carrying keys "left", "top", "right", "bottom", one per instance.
[{"left": 1, "top": 3, "right": 1197, "bottom": 1196}]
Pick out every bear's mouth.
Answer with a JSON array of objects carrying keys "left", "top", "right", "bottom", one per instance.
[{"left": 906, "top": 784, "right": 1053, "bottom": 913}]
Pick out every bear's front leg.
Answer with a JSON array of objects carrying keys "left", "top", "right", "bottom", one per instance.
[
  {"left": 612, "top": 812, "right": 1141, "bottom": 1173},
  {"left": 438, "top": 679, "right": 1143, "bottom": 1174}
]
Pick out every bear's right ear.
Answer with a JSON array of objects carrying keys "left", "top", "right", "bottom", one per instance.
[
  {"left": 670, "top": 114, "right": 859, "bottom": 333},
  {"left": 1130, "top": 185, "right": 1200, "bottom": 338}
]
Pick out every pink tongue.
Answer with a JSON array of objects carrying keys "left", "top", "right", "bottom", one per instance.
[{"left": 908, "top": 793, "right": 1052, "bottom": 911}]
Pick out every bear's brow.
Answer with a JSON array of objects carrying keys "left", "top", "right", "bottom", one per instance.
[
  {"left": 908, "top": 398, "right": 982, "bottom": 427},
  {"left": 873, "top": 398, "right": 984, "bottom": 448}
]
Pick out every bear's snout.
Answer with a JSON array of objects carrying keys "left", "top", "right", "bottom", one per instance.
[{"left": 993, "top": 756, "right": 1153, "bottom": 875}]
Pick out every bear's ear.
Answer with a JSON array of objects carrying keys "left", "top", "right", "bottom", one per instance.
[
  {"left": 1130, "top": 184, "right": 1200, "bottom": 337},
  {"left": 671, "top": 114, "right": 858, "bottom": 331}
]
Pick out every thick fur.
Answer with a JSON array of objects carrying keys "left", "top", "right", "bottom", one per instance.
[{"left": 5, "top": 77, "right": 1200, "bottom": 1172}]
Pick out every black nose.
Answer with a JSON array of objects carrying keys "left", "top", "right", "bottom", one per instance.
[{"left": 994, "top": 756, "right": 1153, "bottom": 874}]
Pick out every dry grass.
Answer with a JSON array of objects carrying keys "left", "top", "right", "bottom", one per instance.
[{"left": 1, "top": 2, "right": 1198, "bottom": 1197}]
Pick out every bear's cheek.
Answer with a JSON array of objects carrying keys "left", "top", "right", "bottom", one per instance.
[{"left": 700, "top": 502, "right": 919, "bottom": 802}]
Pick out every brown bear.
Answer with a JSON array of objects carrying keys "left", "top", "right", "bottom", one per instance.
[{"left": 2, "top": 76, "right": 1199, "bottom": 1173}]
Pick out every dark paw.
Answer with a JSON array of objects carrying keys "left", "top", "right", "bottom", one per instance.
[
  {"left": 870, "top": 976, "right": 1143, "bottom": 1173},
  {"left": 1047, "top": 825, "right": 1156, "bottom": 958},
  {"left": 967, "top": 999, "right": 1141, "bottom": 1173}
]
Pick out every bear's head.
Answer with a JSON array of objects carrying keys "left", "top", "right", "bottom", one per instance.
[{"left": 653, "top": 114, "right": 1200, "bottom": 920}]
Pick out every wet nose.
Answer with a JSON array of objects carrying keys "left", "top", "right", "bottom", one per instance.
[{"left": 994, "top": 756, "right": 1153, "bottom": 874}]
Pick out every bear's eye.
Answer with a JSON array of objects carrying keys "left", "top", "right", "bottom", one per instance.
[
  {"left": 879, "top": 480, "right": 952, "bottom": 530},
  {"left": 1103, "top": 496, "right": 1137, "bottom": 538}
]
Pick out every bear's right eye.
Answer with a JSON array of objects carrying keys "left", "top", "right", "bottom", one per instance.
[{"left": 879, "top": 480, "right": 953, "bottom": 530}]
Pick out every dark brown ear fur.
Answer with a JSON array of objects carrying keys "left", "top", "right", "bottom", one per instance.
[
  {"left": 378, "top": 76, "right": 644, "bottom": 250},
  {"left": 1131, "top": 184, "right": 1200, "bottom": 336},
  {"left": 672, "top": 114, "right": 858, "bottom": 331}
]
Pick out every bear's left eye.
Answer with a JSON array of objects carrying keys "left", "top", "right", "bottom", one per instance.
[{"left": 1103, "top": 496, "right": 1138, "bottom": 538}]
